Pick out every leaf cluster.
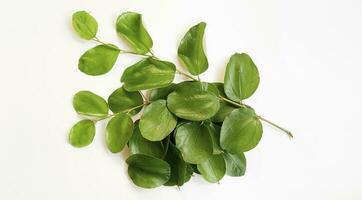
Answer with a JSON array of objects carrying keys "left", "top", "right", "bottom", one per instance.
[{"left": 69, "top": 11, "right": 292, "bottom": 188}]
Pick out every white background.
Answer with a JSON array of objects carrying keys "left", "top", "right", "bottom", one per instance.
[{"left": 1, "top": 0, "right": 361, "bottom": 199}]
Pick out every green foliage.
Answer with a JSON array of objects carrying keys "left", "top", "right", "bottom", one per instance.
[
  {"left": 116, "top": 12, "right": 153, "bottom": 54},
  {"left": 72, "top": 11, "right": 98, "bottom": 40},
  {"left": 178, "top": 22, "right": 208, "bottom": 75},
  {"left": 69, "top": 11, "right": 291, "bottom": 189}
]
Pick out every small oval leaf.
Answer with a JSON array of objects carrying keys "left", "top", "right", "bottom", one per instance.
[
  {"left": 220, "top": 107, "right": 263, "bottom": 153},
  {"left": 129, "top": 122, "right": 165, "bottom": 158},
  {"left": 78, "top": 44, "right": 120, "bottom": 76},
  {"left": 197, "top": 154, "right": 226, "bottom": 183},
  {"left": 224, "top": 53, "right": 260, "bottom": 101},
  {"left": 223, "top": 152, "right": 247, "bottom": 177},
  {"left": 69, "top": 120, "right": 95, "bottom": 147},
  {"left": 175, "top": 122, "right": 213, "bottom": 164},
  {"left": 127, "top": 154, "right": 171, "bottom": 188},
  {"left": 167, "top": 81, "right": 220, "bottom": 121},
  {"left": 72, "top": 11, "right": 98, "bottom": 40},
  {"left": 178, "top": 22, "right": 208, "bottom": 75},
  {"left": 108, "top": 87, "right": 143, "bottom": 115},
  {"left": 116, "top": 12, "right": 153, "bottom": 54},
  {"left": 72, "top": 91, "right": 108, "bottom": 118},
  {"left": 139, "top": 100, "right": 177, "bottom": 141},
  {"left": 121, "top": 57, "right": 176, "bottom": 91},
  {"left": 106, "top": 113, "right": 134, "bottom": 153}
]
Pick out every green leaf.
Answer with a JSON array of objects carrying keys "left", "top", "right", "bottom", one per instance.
[
  {"left": 167, "top": 81, "right": 220, "bottom": 121},
  {"left": 164, "top": 144, "right": 187, "bottom": 186},
  {"left": 197, "top": 154, "right": 226, "bottom": 183},
  {"left": 220, "top": 107, "right": 263, "bottom": 153},
  {"left": 72, "top": 11, "right": 98, "bottom": 40},
  {"left": 211, "top": 83, "right": 237, "bottom": 122},
  {"left": 108, "top": 87, "right": 143, "bottom": 115},
  {"left": 105, "top": 113, "right": 134, "bottom": 153},
  {"left": 178, "top": 22, "right": 208, "bottom": 75},
  {"left": 223, "top": 152, "right": 247, "bottom": 177},
  {"left": 69, "top": 120, "right": 95, "bottom": 147},
  {"left": 175, "top": 122, "right": 213, "bottom": 164},
  {"left": 139, "top": 100, "right": 177, "bottom": 141},
  {"left": 206, "top": 123, "right": 223, "bottom": 154},
  {"left": 72, "top": 91, "right": 108, "bottom": 118},
  {"left": 121, "top": 57, "right": 176, "bottom": 91},
  {"left": 127, "top": 154, "right": 171, "bottom": 188},
  {"left": 78, "top": 44, "right": 120, "bottom": 76},
  {"left": 116, "top": 12, "right": 153, "bottom": 54},
  {"left": 149, "top": 84, "right": 175, "bottom": 101},
  {"left": 224, "top": 53, "right": 260, "bottom": 101},
  {"left": 184, "top": 164, "right": 194, "bottom": 183},
  {"left": 129, "top": 122, "right": 165, "bottom": 158}
]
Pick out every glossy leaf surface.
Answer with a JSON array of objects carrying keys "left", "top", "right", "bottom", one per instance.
[
  {"left": 72, "top": 11, "right": 98, "bottom": 40},
  {"left": 108, "top": 87, "right": 143, "bottom": 115},
  {"left": 197, "top": 154, "right": 226, "bottom": 183},
  {"left": 106, "top": 113, "right": 133, "bottom": 153},
  {"left": 69, "top": 120, "right": 95, "bottom": 147},
  {"left": 73, "top": 91, "right": 108, "bottom": 118}
]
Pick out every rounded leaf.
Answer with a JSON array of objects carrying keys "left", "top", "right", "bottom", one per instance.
[
  {"left": 220, "top": 107, "right": 263, "bottom": 153},
  {"left": 178, "top": 22, "right": 208, "bottom": 75},
  {"left": 129, "top": 122, "right": 165, "bottom": 158},
  {"left": 197, "top": 154, "right": 226, "bottom": 183},
  {"left": 175, "top": 122, "right": 213, "bottom": 164},
  {"left": 69, "top": 120, "right": 95, "bottom": 147},
  {"left": 106, "top": 113, "right": 134, "bottom": 153},
  {"left": 127, "top": 154, "right": 171, "bottom": 188},
  {"left": 121, "top": 57, "right": 176, "bottom": 91},
  {"left": 149, "top": 84, "right": 175, "bottom": 101},
  {"left": 72, "top": 11, "right": 98, "bottom": 40},
  {"left": 108, "top": 87, "right": 143, "bottom": 115},
  {"left": 72, "top": 91, "right": 108, "bottom": 118},
  {"left": 223, "top": 152, "right": 247, "bottom": 177},
  {"left": 167, "top": 81, "right": 220, "bottom": 121},
  {"left": 139, "top": 100, "right": 177, "bottom": 141},
  {"left": 78, "top": 44, "right": 120, "bottom": 76},
  {"left": 206, "top": 123, "right": 223, "bottom": 154},
  {"left": 224, "top": 53, "right": 260, "bottom": 101},
  {"left": 164, "top": 144, "right": 187, "bottom": 186},
  {"left": 116, "top": 12, "right": 153, "bottom": 54}
]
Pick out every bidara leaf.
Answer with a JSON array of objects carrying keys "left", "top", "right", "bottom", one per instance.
[
  {"left": 175, "top": 122, "right": 213, "bottom": 164},
  {"left": 205, "top": 123, "right": 223, "bottom": 154},
  {"left": 167, "top": 81, "right": 220, "bottom": 121},
  {"left": 129, "top": 121, "right": 165, "bottom": 158},
  {"left": 78, "top": 44, "right": 120, "bottom": 76},
  {"left": 72, "top": 91, "right": 108, "bottom": 118},
  {"left": 223, "top": 152, "right": 247, "bottom": 177},
  {"left": 197, "top": 154, "right": 226, "bottom": 183},
  {"left": 72, "top": 11, "right": 98, "bottom": 40},
  {"left": 105, "top": 113, "right": 134, "bottom": 153},
  {"left": 127, "top": 154, "right": 171, "bottom": 188},
  {"left": 107, "top": 87, "right": 143, "bottom": 115},
  {"left": 121, "top": 57, "right": 176, "bottom": 91},
  {"left": 116, "top": 12, "right": 153, "bottom": 54},
  {"left": 164, "top": 143, "right": 188, "bottom": 186},
  {"left": 220, "top": 107, "right": 263, "bottom": 153},
  {"left": 224, "top": 53, "right": 260, "bottom": 101},
  {"left": 178, "top": 22, "right": 208, "bottom": 75},
  {"left": 69, "top": 120, "right": 95, "bottom": 147},
  {"left": 139, "top": 100, "right": 177, "bottom": 141}
]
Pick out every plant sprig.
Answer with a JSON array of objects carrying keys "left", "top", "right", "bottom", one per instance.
[{"left": 69, "top": 10, "right": 293, "bottom": 189}]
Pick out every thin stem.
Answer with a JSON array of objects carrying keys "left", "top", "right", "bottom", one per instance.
[
  {"left": 197, "top": 75, "right": 201, "bottom": 81},
  {"left": 219, "top": 95, "right": 246, "bottom": 108},
  {"left": 139, "top": 91, "right": 149, "bottom": 103},
  {"left": 94, "top": 104, "right": 145, "bottom": 122},
  {"left": 176, "top": 69, "right": 198, "bottom": 81},
  {"left": 92, "top": 38, "right": 150, "bottom": 57},
  {"left": 257, "top": 116, "right": 293, "bottom": 138}
]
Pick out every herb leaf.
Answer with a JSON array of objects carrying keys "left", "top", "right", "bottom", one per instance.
[
  {"left": 164, "top": 143, "right": 188, "bottom": 186},
  {"left": 78, "top": 44, "right": 120, "bottom": 76},
  {"left": 223, "top": 152, "right": 247, "bottom": 177},
  {"left": 106, "top": 113, "right": 134, "bottom": 153},
  {"left": 69, "top": 120, "right": 95, "bottom": 147},
  {"left": 108, "top": 87, "right": 143, "bottom": 115},
  {"left": 116, "top": 12, "right": 153, "bottom": 54},
  {"left": 72, "top": 11, "right": 98, "bottom": 40},
  {"left": 72, "top": 91, "right": 108, "bottom": 118},
  {"left": 197, "top": 154, "right": 226, "bottom": 183},
  {"left": 224, "top": 53, "right": 260, "bottom": 101},
  {"left": 178, "top": 22, "right": 208, "bottom": 75}
]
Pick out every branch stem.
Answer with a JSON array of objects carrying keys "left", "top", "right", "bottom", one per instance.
[
  {"left": 257, "top": 116, "right": 293, "bottom": 138},
  {"left": 94, "top": 104, "right": 145, "bottom": 122},
  {"left": 176, "top": 69, "right": 198, "bottom": 81}
]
